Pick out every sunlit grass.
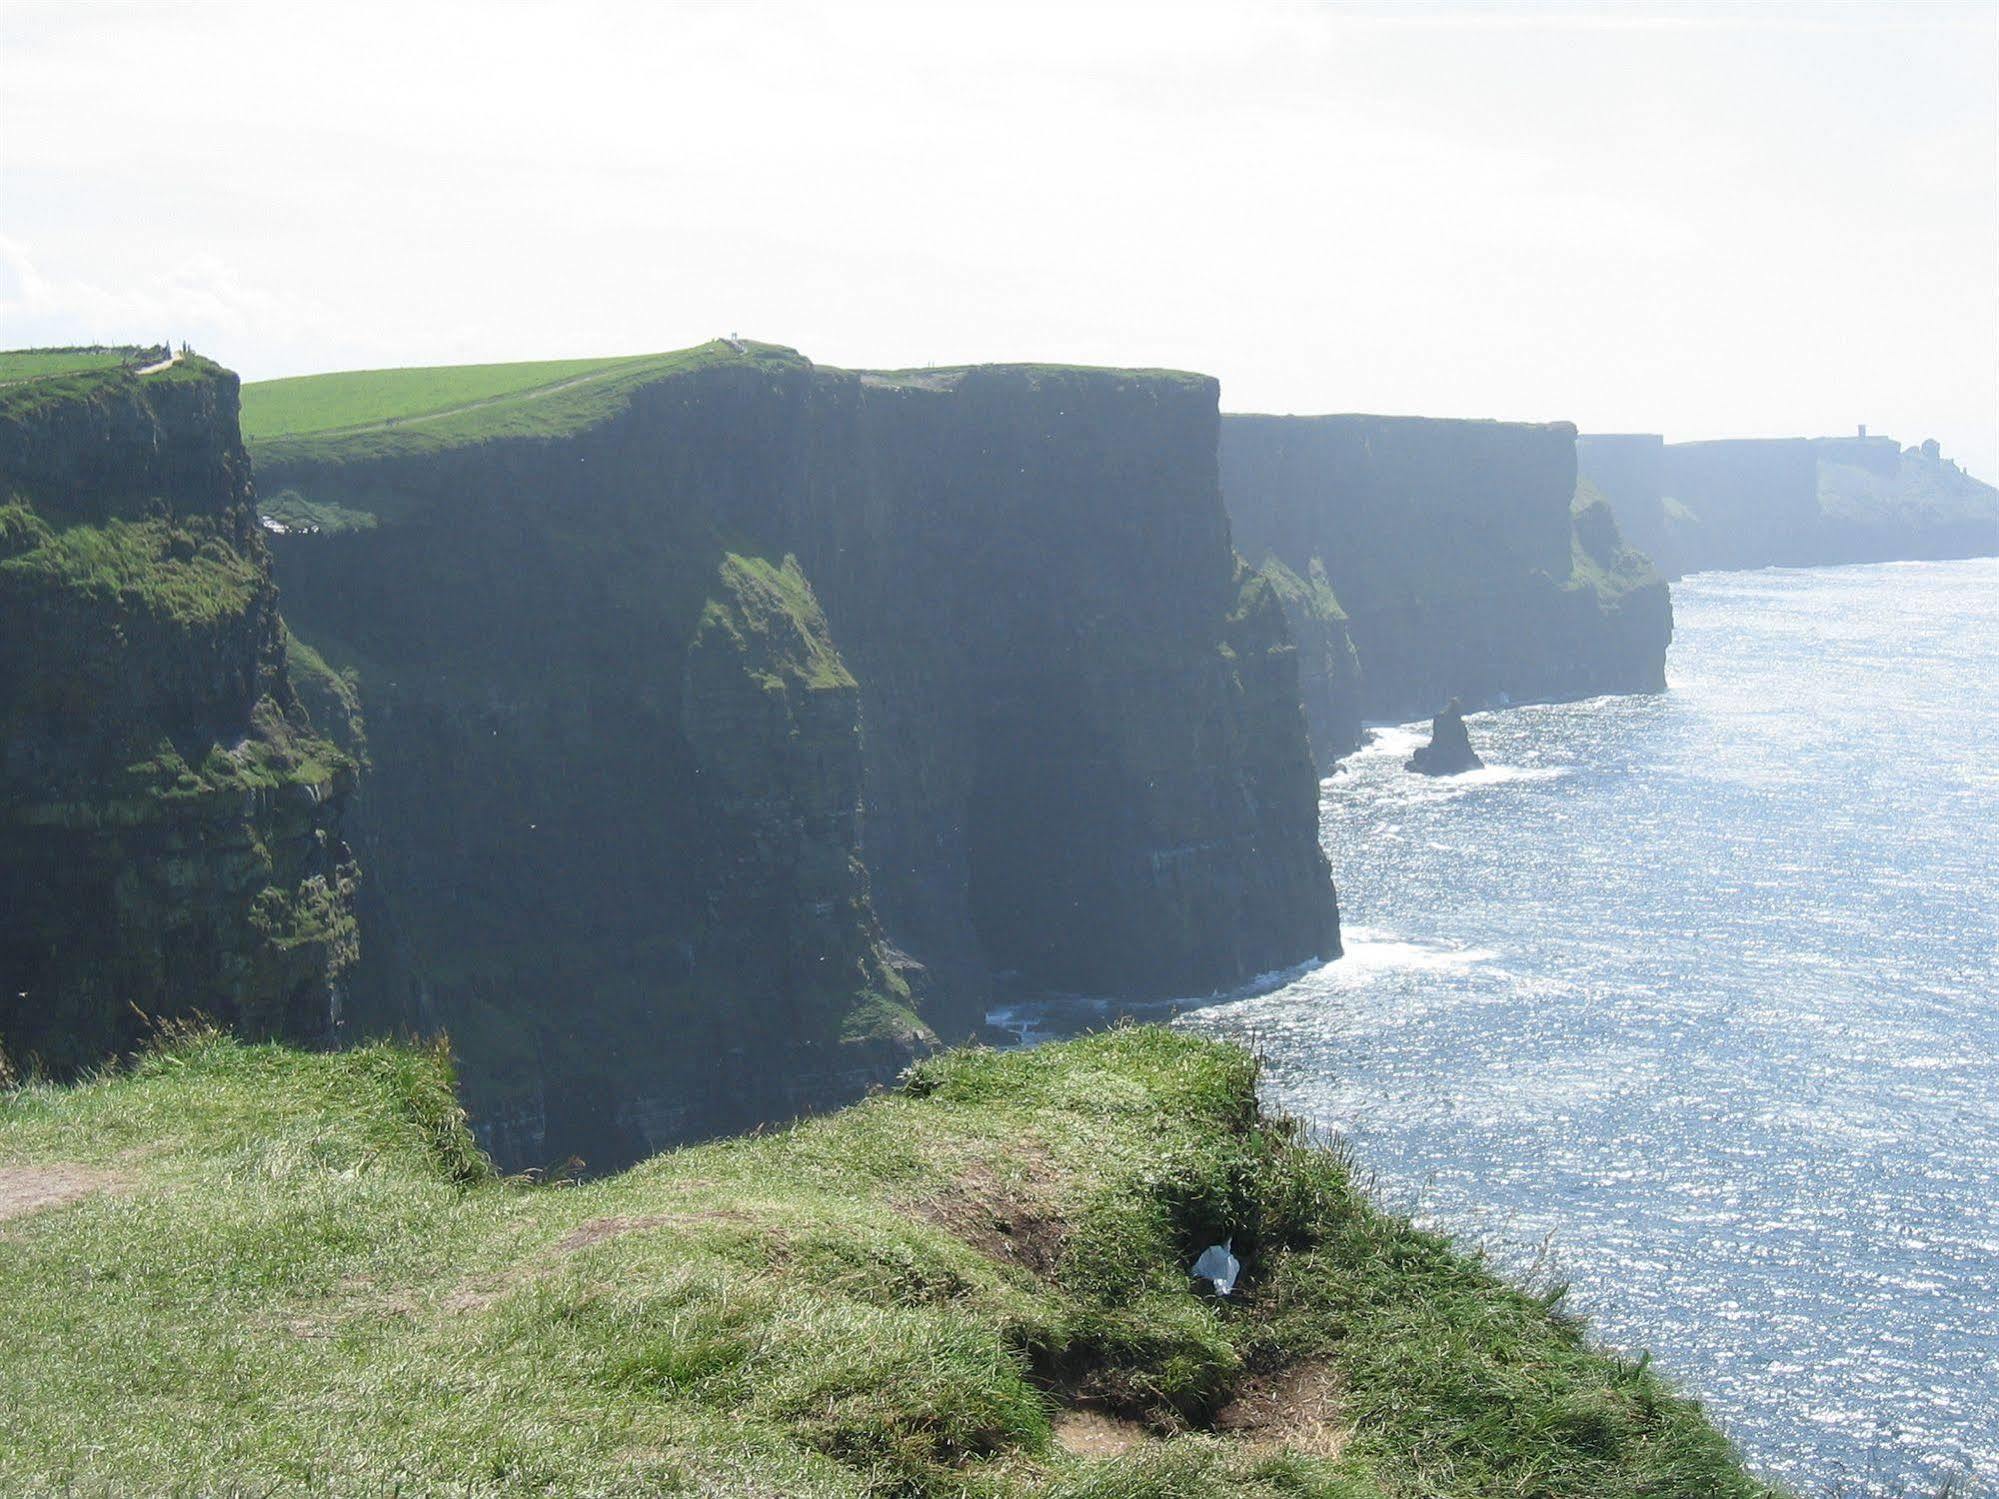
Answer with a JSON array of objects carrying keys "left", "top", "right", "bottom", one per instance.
[{"left": 0, "top": 1025, "right": 1779, "bottom": 1496}]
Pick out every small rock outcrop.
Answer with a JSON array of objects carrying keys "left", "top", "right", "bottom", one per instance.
[{"left": 1406, "top": 700, "right": 1484, "bottom": 776}]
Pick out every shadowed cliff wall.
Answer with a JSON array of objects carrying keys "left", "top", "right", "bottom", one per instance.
[
  {"left": 0, "top": 356, "right": 357, "bottom": 1073},
  {"left": 1582, "top": 432, "right": 1998, "bottom": 576},
  {"left": 1223, "top": 414, "right": 1671, "bottom": 740},
  {"left": 256, "top": 347, "right": 1337, "bottom": 1167}
]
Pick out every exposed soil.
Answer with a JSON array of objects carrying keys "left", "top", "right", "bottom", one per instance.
[
  {"left": 556, "top": 1209, "right": 749, "bottom": 1253},
  {"left": 1210, "top": 1359, "right": 1348, "bottom": 1457},
  {"left": 907, "top": 1161, "right": 1066, "bottom": 1279},
  {"left": 0, "top": 1164, "right": 121, "bottom": 1223},
  {"left": 1050, "top": 1407, "right": 1154, "bottom": 1457}
]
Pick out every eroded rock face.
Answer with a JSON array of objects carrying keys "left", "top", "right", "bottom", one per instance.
[
  {"left": 257, "top": 349, "right": 1338, "bottom": 1167},
  {"left": 1223, "top": 414, "right": 1673, "bottom": 748},
  {"left": 1406, "top": 701, "right": 1484, "bottom": 776},
  {"left": 0, "top": 357, "right": 357, "bottom": 1071}
]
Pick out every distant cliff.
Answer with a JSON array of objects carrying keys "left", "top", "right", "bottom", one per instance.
[
  {"left": 1578, "top": 430, "right": 1997, "bottom": 577},
  {"left": 1223, "top": 414, "right": 1671, "bottom": 750},
  {"left": 251, "top": 344, "right": 1338, "bottom": 1167},
  {"left": 0, "top": 351, "right": 357, "bottom": 1073}
]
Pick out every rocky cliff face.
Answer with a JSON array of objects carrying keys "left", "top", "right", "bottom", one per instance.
[
  {"left": 1578, "top": 431, "right": 1997, "bottom": 576},
  {"left": 255, "top": 346, "right": 1337, "bottom": 1167},
  {"left": 1222, "top": 414, "right": 1672, "bottom": 747},
  {"left": 0, "top": 354, "right": 357, "bottom": 1073},
  {"left": 1251, "top": 557, "right": 1363, "bottom": 771}
]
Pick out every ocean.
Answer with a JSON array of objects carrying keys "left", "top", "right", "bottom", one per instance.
[{"left": 1010, "top": 559, "right": 1999, "bottom": 1493}]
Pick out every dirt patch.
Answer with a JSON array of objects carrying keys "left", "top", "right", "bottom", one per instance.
[
  {"left": 556, "top": 1209, "right": 750, "bottom": 1253},
  {"left": 0, "top": 1164, "right": 121, "bottom": 1223},
  {"left": 908, "top": 1162, "right": 1066, "bottom": 1278},
  {"left": 1051, "top": 1407, "right": 1154, "bottom": 1457},
  {"left": 1211, "top": 1359, "right": 1348, "bottom": 1458}
]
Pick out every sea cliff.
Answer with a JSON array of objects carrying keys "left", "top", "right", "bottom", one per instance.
[
  {"left": 1223, "top": 413, "right": 1671, "bottom": 757},
  {"left": 249, "top": 344, "right": 1338, "bottom": 1166},
  {"left": 0, "top": 350, "right": 357, "bottom": 1073},
  {"left": 1578, "top": 430, "right": 1998, "bottom": 578}
]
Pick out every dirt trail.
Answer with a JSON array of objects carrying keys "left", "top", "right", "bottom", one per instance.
[{"left": 0, "top": 1164, "right": 120, "bottom": 1222}]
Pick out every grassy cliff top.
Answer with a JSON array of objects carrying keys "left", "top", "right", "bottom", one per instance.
[
  {"left": 1223, "top": 411, "right": 1579, "bottom": 439},
  {"left": 859, "top": 361, "right": 1213, "bottom": 392},
  {"left": 0, "top": 346, "right": 221, "bottom": 424},
  {"left": 0, "top": 346, "right": 150, "bottom": 382},
  {"left": 244, "top": 342, "right": 1217, "bottom": 471},
  {"left": 242, "top": 341, "right": 808, "bottom": 467},
  {"left": 0, "top": 1024, "right": 1773, "bottom": 1497}
]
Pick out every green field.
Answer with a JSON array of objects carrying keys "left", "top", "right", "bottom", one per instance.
[
  {"left": 240, "top": 354, "right": 664, "bottom": 439},
  {"left": 0, "top": 346, "right": 161, "bottom": 383},
  {"left": 241, "top": 343, "right": 804, "bottom": 467},
  {"left": 0, "top": 1024, "right": 1774, "bottom": 1498}
]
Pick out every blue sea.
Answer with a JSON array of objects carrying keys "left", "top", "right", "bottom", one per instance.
[{"left": 1010, "top": 559, "right": 1999, "bottom": 1493}]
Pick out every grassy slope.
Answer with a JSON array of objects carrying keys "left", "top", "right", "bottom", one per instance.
[
  {"left": 0, "top": 346, "right": 210, "bottom": 424},
  {"left": 0, "top": 349, "right": 139, "bottom": 382},
  {"left": 0, "top": 1027, "right": 1773, "bottom": 1498},
  {"left": 241, "top": 342, "right": 805, "bottom": 468}
]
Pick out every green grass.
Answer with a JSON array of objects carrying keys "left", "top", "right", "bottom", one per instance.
[
  {"left": 0, "top": 347, "right": 210, "bottom": 425},
  {"left": 0, "top": 1025, "right": 1776, "bottom": 1497},
  {"left": 242, "top": 342, "right": 807, "bottom": 468},
  {"left": 699, "top": 551, "right": 858, "bottom": 693},
  {"left": 0, "top": 510, "right": 263, "bottom": 630},
  {"left": 1569, "top": 480, "right": 1661, "bottom": 599},
  {"left": 0, "top": 347, "right": 146, "bottom": 382},
  {"left": 1256, "top": 554, "right": 1349, "bottom": 624},
  {"left": 864, "top": 361, "right": 1213, "bottom": 389},
  {"left": 241, "top": 355, "right": 659, "bottom": 437},
  {"left": 258, "top": 489, "right": 381, "bottom": 536}
]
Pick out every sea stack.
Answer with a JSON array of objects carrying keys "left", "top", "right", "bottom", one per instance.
[{"left": 1407, "top": 700, "right": 1485, "bottom": 776}]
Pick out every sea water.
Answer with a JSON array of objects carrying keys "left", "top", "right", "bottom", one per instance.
[{"left": 1175, "top": 561, "right": 1996, "bottom": 1492}]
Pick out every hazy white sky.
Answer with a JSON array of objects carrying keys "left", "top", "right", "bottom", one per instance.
[{"left": 4, "top": 1, "right": 1995, "bottom": 473}]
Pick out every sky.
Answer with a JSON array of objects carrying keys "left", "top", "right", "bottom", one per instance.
[{"left": 3, "top": 0, "right": 1995, "bottom": 475}]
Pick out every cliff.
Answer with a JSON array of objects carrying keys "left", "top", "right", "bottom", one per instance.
[
  {"left": 0, "top": 349, "right": 357, "bottom": 1073},
  {"left": 248, "top": 344, "right": 1337, "bottom": 1167},
  {"left": 0, "top": 1024, "right": 1777, "bottom": 1497},
  {"left": 1812, "top": 437, "right": 1998, "bottom": 565},
  {"left": 1578, "top": 431, "right": 1996, "bottom": 577},
  {"left": 1250, "top": 556, "right": 1363, "bottom": 771},
  {"left": 1222, "top": 414, "right": 1672, "bottom": 746}
]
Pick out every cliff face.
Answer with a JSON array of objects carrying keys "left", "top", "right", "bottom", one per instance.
[
  {"left": 1222, "top": 414, "right": 1671, "bottom": 743},
  {"left": 1812, "top": 438, "right": 1998, "bottom": 565},
  {"left": 1578, "top": 431, "right": 1997, "bottom": 576},
  {"left": 1659, "top": 438, "right": 1823, "bottom": 573},
  {"left": 1251, "top": 557, "right": 1363, "bottom": 771},
  {"left": 0, "top": 354, "right": 357, "bottom": 1073},
  {"left": 254, "top": 346, "right": 1337, "bottom": 1167}
]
